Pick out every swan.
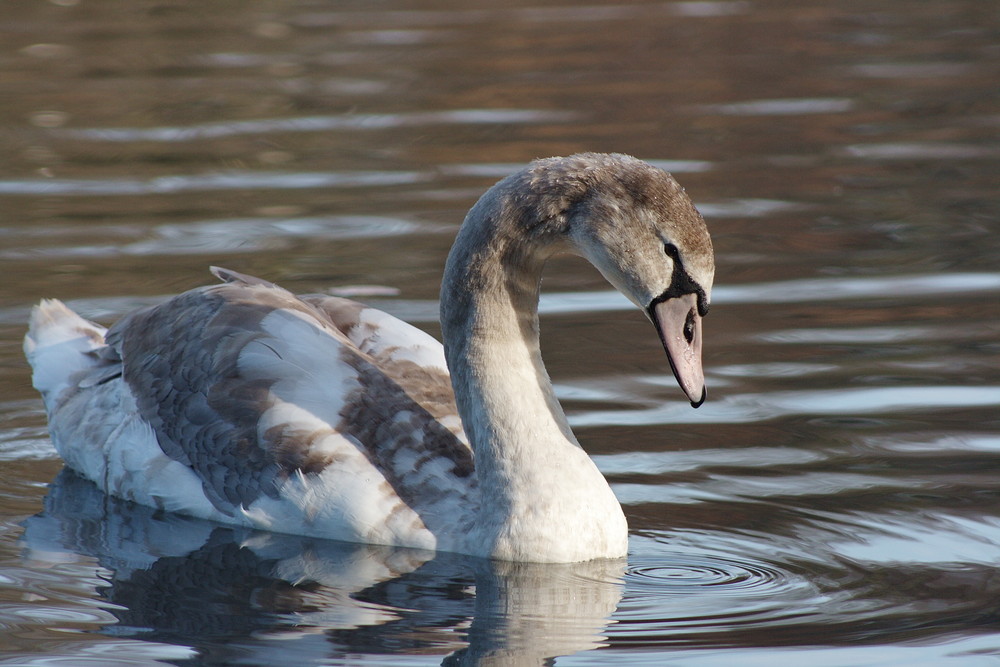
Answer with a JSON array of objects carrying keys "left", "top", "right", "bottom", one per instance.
[{"left": 24, "top": 153, "right": 714, "bottom": 563}]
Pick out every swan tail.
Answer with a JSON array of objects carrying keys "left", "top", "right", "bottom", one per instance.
[{"left": 24, "top": 299, "right": 109, "bottom": 408}]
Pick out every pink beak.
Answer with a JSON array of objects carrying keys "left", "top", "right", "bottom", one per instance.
[{"left": 650, "top": 293, "right": 706, "bottom": 407}]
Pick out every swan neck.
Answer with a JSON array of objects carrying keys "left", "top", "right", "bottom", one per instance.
[
  {"left": 440, "top": 210, "right": 569, "bottom": 463},
  {"left": 436, "top": 165, "right": 631, "bottom": 561}
]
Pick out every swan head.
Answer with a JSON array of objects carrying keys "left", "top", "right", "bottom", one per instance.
[
  {"left": 445, "top": 153, "right": 714, "bottom": 408},
  {"left": 549, "top": 153, "right": 715, "bottom": 407}
]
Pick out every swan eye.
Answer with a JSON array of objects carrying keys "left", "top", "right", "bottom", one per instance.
[{"left": 663, "top": 243, "right": 680, "bottom": 260}]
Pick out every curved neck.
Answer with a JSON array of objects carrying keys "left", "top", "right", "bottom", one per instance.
[
  {"left": 439, "top": 193, "right": 629, "bottom": 562},
  {"left": 440, "top": 204, "right": 573, "bottom": 487},
  {"left": 437, "top": 169, "right": 631, "bottom": 561}
]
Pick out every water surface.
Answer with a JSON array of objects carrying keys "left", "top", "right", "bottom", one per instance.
[{"left": 2, "top": 0, "right": 999, "bottom": 664}]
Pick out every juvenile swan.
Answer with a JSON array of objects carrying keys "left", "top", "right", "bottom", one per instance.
[{"left": 24, "top": 153, "right": 714, "bottom": 563}]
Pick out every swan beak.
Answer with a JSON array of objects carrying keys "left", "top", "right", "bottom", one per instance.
[{"left": 649, "top": 293, "right": 706, "bottom": 408}]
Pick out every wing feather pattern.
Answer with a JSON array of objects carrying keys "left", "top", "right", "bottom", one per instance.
[{"left": 100, "top": 268, "right": 475, "bottom": 532}]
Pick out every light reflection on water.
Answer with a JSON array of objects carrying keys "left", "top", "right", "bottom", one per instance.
[
  {"left": 0, "top": 215, "right": 424, "bottom": 259},
  {"left": 2, "top": 0, "right": 999, "bottom": 664},
  {"left": 54, "top": 109, "right": 576, "bottom": 142},
  {"left": 0, "top": 169, "right": 429, "bottom": 195}
]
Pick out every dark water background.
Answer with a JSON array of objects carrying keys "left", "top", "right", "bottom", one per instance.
[{"left": 2, "top": 0, "right": 999, "bottom": 665}]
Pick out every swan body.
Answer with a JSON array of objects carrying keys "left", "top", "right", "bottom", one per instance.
[{"left": 25, "top": 153, "right": 714, "bottom": 562}]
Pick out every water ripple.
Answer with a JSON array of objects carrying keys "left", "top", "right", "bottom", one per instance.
[
  {"left": 851, "top": 62, "right": 979, "bottom": 79},
  {"left": 295, "top": 2, "right": 749, "bottom": 28},
  {"left": 841, "top": 142, "right": 1000, "bottom": 160},
  {"left": 696, "top": 198, "right": 808, "bottom": 218},
  {"left": 830, "top": 512, "right": 1000, "bottom": 566},
  {"left": 570, "top": 385, "right": 1000, "bottom": 427},
  {"left": 610, "top": 537, "right": 823, "bottom": 647},
  {"left": 533, "top": 272, "right": 1000, "bottom": 316},
  {"left": 55, "top": 109, "right": 574, "bottom": 143},
  {"left": 699, "top": 97, "right": 855, "bottom": 116},
  {"left": 627, "top": 555, "right": 787, "bottom": 594},
  {"left": 714, "top": 272, "right": 1000, "bottom": 304},
  {"left": 0, "top": 170, "right": 427, "bottom": 196},
  {"left": 0, "top": 215, "right": 422, "bottom": 260}
]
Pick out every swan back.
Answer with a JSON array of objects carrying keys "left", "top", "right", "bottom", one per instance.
[{"left": 27, "top": 270, "right": 477, "bottom": 550}]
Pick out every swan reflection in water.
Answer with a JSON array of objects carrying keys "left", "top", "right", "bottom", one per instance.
[{"left": 21, "top": 469, "right": 625, "bottom": 665}]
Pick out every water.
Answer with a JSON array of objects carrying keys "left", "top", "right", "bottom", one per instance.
[{"left": 2, "top": 0, "right": 999, "bottom": 664}]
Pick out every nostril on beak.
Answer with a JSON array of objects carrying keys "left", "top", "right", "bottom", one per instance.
[{"left": 683, "top": 309, "right": 696, "bottom": 344}]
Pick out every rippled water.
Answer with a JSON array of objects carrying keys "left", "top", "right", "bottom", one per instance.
[{"left": 2, "top": 0, "right": 999, "bottom": 664}]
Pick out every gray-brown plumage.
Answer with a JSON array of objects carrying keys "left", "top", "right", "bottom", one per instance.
[{"left": 25, "top": 153, "right": 715, "bottom": 562}]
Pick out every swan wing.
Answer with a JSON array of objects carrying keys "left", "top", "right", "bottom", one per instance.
[
  {"left": 300, "top": 291, "right": 469, "bottom": 445},
  {"left": 31, "top": 269, "right": 475, "bottom": 546}
]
